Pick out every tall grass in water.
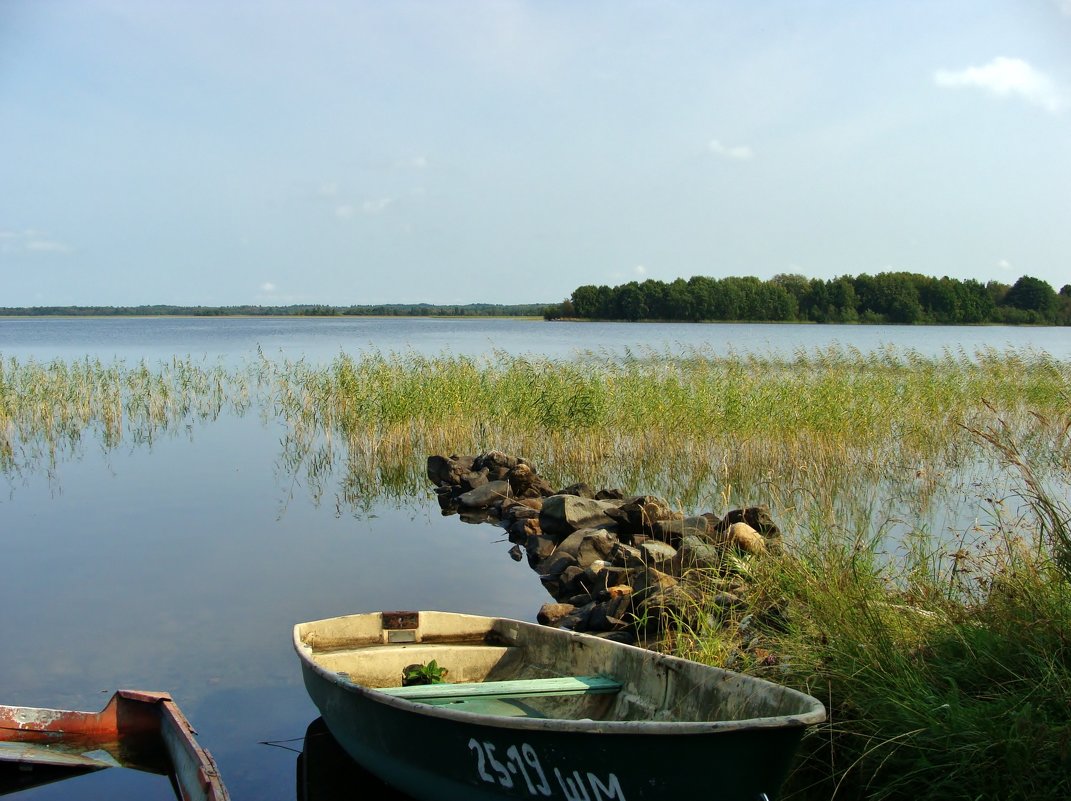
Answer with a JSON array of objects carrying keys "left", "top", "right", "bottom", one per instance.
[
  {"left": 676, "top": 411, "right": 1071, "bottom": 801},
  {"left": 0, "top": 355, "right": 247, "bottom": 477},
  {"left": 272, "top": 345, "right": 1068, "bottom": 513}
]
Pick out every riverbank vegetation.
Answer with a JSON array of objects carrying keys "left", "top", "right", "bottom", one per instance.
[
  {"left": 0, "top": 302, "right": 547, "bottom": 317},
  {"left": 548, "top": 272, "right": 1071, "bottom": 325},
  {"left": 2, "top": 346, "right": 1069, "bottom": 798}
]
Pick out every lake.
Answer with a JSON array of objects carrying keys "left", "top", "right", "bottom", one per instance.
[{"left": 1, "top": 318, "right": 1067, "bottom": 800}]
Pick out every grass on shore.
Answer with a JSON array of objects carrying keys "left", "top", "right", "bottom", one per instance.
[{"left": 672, "top": 413, "right": 1071, "bottom": 801}]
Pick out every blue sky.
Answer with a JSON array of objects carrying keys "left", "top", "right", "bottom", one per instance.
[{"left": 2, "top": 0, "right": 1069, "bottom": 306}]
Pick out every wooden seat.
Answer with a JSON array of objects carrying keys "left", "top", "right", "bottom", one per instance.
[{"left": 376, "top": 675, "right": 621, "bottom": 702}]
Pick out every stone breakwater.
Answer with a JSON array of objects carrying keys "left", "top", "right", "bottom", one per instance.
[{"left": 428, "top": 450, "right": 781, "bottom": 646}]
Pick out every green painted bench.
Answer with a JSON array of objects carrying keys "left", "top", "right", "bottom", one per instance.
[{"left": 377, "top": 675, "right": 622, "bottom": 703}]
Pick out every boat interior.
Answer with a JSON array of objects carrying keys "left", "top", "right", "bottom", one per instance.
[{"left": 295, "top": 611, "right": 814, "bottom": 725}]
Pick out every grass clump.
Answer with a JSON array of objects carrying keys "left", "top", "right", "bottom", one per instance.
[{"left": 686, "top": 414, "right": 1071, "bottom": 801}]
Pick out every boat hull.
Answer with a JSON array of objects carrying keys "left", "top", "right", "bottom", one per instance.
[{"left": 295, "top": 611, "right": 825, "bottom": 801}]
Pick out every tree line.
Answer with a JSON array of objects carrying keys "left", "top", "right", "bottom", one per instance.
[
  {"left": 545, "top": 273, "right": 1071, "bottom": 325},
  {"left": 0, "top": 302, "right": 548, "bottom": 318}
]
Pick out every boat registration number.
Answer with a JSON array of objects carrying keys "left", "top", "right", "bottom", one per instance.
[{"left": 468, "top": 738, "right": 625, "bottom": 800}]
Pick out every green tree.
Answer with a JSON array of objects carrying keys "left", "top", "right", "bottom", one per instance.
[{"left": 1003, "top": 276, "right": 1059, "bottom": 323}]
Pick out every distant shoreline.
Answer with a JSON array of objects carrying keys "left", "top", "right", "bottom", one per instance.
[{"left": 0, "top": 303, "right": 549, "bottom": 319}]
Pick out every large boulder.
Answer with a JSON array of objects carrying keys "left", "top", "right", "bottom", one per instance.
[
  {"left": 638, "top": 540, "right": 678, "bottom": 568},
  {"left": 426, "top": 454, "right": 475, "bottom": 487},
  {"left": 457, "top": 480, "right": 512, "bottom": 510},
  {"left": 651, "top": 515, "right": 713, "bottom": 546},
  {"left": 506, "top": 463, "right": 555, "bottom": 499},
  {"left": 720, "top": 505, "right": 781, "bottom": 540},
  {"left": 540, "top": 495, "right": 622, "bottom": 536},
  {"left": 671, "top": 534, "right": 725, "bottom": 574},
  {"left": 472, "top": 451, "right": 519, "bottom": 481},
  {"left": 552, "top": 528, "right": 618, "bottom": 569},
  {"left": 537, "top": 603, "right": 576, "bottom": 626}
]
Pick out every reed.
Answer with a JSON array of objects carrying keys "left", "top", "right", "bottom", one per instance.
[{"left": 672, "top": 411, "right": 1071, "bottom": 801}]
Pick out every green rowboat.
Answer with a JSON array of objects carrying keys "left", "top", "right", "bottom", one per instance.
[{"left": 293, "top": 610, "right": 825, "bottom": 801}]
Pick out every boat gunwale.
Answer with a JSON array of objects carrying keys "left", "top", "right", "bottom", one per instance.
[
  {"left": 0, "top": 690, "right": 229, "bottom": 801},
  {"left": 293, "top": 612, "right": 827, "bottom": 735}
]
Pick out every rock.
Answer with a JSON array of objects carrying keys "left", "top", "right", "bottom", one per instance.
[
  {"left": 628, "top": 565, "right": 679, "bottom": 607},
  {"left": 558, "top": 602, "right": 596, "bottom": 631},
  {"left": 609, "top": 541, "right": 644, "bottom": 569},
  {"left": 612, "top": 495, "right": 677, "bottom": 536},
  {"left": 557, "top": 565, "right": 588, "bottom": 597},
  {"left": 537, "top": 603, "right": 576, "bottom": 626},
  {"left": 506, "top": 463, "right": 556, "bottom": 499},
  {"left": 651, "top": 515, "right": 713, "bottom": 546},
  {"left": 557, "top": 482, "right": 596, "bottom": 498},
  {"left": 538, "top": 551, "right": 579, "bottom": 597},
  {"left": 595, "top": 488, "right": 625, "bottom": 500},
  {"left": 473, "top": 450, "right": 519, "bottom": 474},
  {"left": 459, "top": 469, "right": 490, "bottom": 491},
  {"left": 540, "top": 496, "right": 621, "bottom": 536},
  {"left": 457, "top": 480, "right": 512, "bottom": 510},
  {"left": 426, "top": 454, "right": 475, "bottom": 486},
  {"left": 538, "top": 550, "right": 578, "bottom": 578},
  {"left": 711, "top": 591, "right": 743, "bottom": 611},
  {"left": 580, "top": 564, "right": 629, "bottom": 595},
  {"left": 508, "top": 544, "right": 523, "bottom": 562},
  {"left": 565, "top": 592, "right": 596, "bottom": 607},
  {"left": 507, "top": 504, "right": 541, "bottom": 521},
  {"left": 524, "top": 534, "right": 558, "bottom": 562},
  {"left": 727, "top": 522, "right": 766, "bottom": 555},
  {"left": 671, "top": 534, "right": 725, "bottom": 574},
  {"left": 590, "top": 630, "right": 637, "bottom": 644},
  {"left": 586, "top": 595, "right": 631, "bottom": 632},
  {"left": 638, "top": 540, "right": 677, "bottom": 567},
  {"left": 635, "top": 582, "right": 701, "bottom": 631},
  {"left": 514, "top": 517, "right": 542, "bottom": 537},
  {"left": 553, "top": 528, "right": 618, "bottom": 569},
  {"left": 722, "top": 505, "right": 781, "bottom": 539}
]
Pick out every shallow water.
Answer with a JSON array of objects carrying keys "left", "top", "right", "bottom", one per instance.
[{"left": 1, "top": 318, "right": 1067, "bottom": 799}]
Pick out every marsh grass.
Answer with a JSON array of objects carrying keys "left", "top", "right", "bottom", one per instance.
[
  {"left": 0, "top": 355, "right": 248, "bottom": 479},
  {"left": 692, "top": 414, "right": 1071, "bottom": 801}
]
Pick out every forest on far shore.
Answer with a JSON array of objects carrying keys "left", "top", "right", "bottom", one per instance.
[
  {"left": 0, "top": 302, "right": 547, "bottom": 318},
  {"left": 545, "top": 272, "right": 1071, "bottom": 325}
]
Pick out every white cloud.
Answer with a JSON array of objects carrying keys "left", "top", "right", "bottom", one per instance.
[
  {"left": 335, "top": 198, "right": 393, "bottom": 219},
  {"left": 997, "top": 259, "right": 1014, "bottom": 271},
  {"left": 1058, "top": 0, "right": 1071, "bottom": 16},
  {"left": 26, "top": 239, "right": 72, "bottom": 253},
  {"left": 361, "top": 197, "right": 393, "bottom": 214},
  {"left": 708, "top": 139, "right": 754, "bottom": 160},
  {"left": 634, "top": 264, "right": 647, "bottom": 277},
  {"left": 260, "top": 282, "right": 277, "bottom": 292},
  {"left": 934, "top": 57, "right": 1065, "bottom": 112},
  {"left": 0, "top": 229, "right": 73, "bottom": 254}
]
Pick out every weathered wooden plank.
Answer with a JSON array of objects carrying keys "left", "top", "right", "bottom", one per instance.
[{"left": 377, "top": 675, "right": 621, "bottom": 701}]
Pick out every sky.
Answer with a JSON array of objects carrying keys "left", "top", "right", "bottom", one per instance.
[{"left": 1, "top": 0, "right": 1069, "bottom": 307}]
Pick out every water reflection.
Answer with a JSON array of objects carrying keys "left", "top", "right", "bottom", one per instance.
[{"left": 297, "top": 718, "right": 412, "bottom": 801}]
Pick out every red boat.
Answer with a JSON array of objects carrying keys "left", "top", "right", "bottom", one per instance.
[{"left": 0, "top": 689, "right": 228, "bottom": 800}]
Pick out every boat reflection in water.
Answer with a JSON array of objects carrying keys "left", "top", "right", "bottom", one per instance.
[{"left": 297, "top": 717, "right": 413, "bottom": 801}]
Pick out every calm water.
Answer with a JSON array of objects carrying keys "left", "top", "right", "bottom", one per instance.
[
  {"left": 3, "top": 316, "right": 1070, "bottom": 364},
  {"left": 1, "top": 319, "right": 1067, "bottom": 799}
]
